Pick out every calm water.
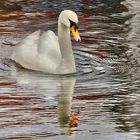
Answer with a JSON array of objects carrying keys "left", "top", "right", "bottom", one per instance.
[{"left": 0, "top": 0, "right": 140, "bottom": 140}]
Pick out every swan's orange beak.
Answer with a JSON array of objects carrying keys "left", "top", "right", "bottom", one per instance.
[{"left": 70, "top": 25, "right": 81, "bottom": 42}]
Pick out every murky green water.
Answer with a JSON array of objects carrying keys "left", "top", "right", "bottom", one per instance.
[{"left": 0, "top": 0, "right": 140, "bottom": 139}]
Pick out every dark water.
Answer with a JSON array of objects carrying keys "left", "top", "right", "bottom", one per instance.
[{"left": 0, "top": 0, "right": 140, "bottom": 139}]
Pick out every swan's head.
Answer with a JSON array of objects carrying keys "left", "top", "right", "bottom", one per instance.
[{"left": 59, "top": 10, "right": 81, "bottom": 42}]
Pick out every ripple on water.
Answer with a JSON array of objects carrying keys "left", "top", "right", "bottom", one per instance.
[{"left": 0, "top": 0, "right": 140, "bottom": 140}]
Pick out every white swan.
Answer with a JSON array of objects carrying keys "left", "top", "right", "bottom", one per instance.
[{"left": 11, "top": 10, "right": 81, "bottom": 74}]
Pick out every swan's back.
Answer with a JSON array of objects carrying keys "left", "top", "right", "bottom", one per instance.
[
  {"left": 12, "top": 30, "right": 62, "bottom": 73},
  {"left": 12, "top": 30, "right": 40, "bottom": 68}
]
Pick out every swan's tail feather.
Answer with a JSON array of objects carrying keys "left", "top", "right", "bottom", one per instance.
[
  {"left": 2, "top": 40, "right": 19, "bottom": 46},
  {"left": 2, "top": 30, "right": 41, "bottom": 46}
]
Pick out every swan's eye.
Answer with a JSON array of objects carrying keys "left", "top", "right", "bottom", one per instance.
[{"left": 69, "top": 19, "right": 78, "bottom": 31}]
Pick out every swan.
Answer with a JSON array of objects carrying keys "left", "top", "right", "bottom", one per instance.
[{"left": 11, "top": 10, "right": 81, "bottom": 74}]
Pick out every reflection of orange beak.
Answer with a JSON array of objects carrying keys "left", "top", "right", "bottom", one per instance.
[
  {"left": 70, "top": 26, "right": 81, "bottom": 42},
  {"left": 70, "top": 113, "right": 78, "bottom": 127}
]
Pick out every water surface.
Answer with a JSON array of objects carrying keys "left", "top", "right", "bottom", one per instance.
[{"left": 0, "top": 0, "right": 140, "bottom": 139}]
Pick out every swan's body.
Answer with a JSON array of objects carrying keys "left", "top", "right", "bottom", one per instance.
[{"left": 11, "top": 10, "right": 80, "bottom": 74}]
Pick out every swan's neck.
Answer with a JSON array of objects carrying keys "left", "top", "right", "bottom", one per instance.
[{"left": 58, "top": 21, "right": 76, "bottom": 74}]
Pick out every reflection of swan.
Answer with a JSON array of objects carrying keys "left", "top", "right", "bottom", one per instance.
[
  {"left": 1, "top": 67, "right": 77, "bottom": 138},
  {"left": 14, "top": 68, "right": 76, "bottom": 129},
  {"left": 123, "top": 0, "right": 140, "bottom": 64},
  {"left": 58, "top": 78, "right": 75, "bottom": 127},
  {"left": 11, "top": 10, "right": 81, "bottom": 74}
]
